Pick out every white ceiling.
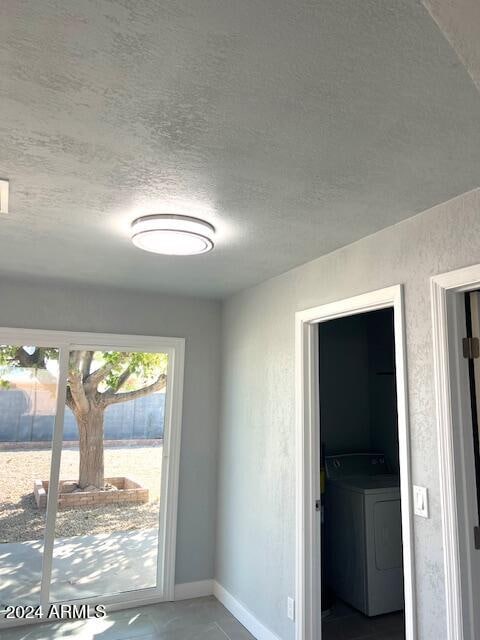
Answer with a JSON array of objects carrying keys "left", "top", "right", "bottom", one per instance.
[{"left": 1, "top": 0, "right": 480, "bottom": 299}]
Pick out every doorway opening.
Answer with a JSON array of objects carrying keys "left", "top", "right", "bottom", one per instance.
[
  {"left": 430, "top": 264, "right": 480, "bottom": 640},
  {"left": 437, "top": 286, "right": 480, "bottom": 640},
  {"left": 319, "top": 309, "right": 405, "bottom": 639},
  {"left": 295, "top": 285, "right": 415, "bottom": 640}
]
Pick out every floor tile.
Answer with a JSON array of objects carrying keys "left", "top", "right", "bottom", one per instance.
[
  {"left": 214, "top": 618, "right": 255, "bottom": 640},
  {"left": 0, "top": 597, "right": 255, "bottom": 640}
]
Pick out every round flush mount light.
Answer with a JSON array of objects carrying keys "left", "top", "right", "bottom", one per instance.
[{"left": 131, "top": 214, "right": 215, "bottom": 256}]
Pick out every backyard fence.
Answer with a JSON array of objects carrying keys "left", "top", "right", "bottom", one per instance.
[{"left": 0, "top": 386, "right": 165, "bottom": 442}]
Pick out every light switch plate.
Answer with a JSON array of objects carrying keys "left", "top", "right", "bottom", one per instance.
[
  {"left": 413, "top": 485, "right": 429, "bottom": 518},
  {"left": 0, "top": 179, "right": 9, "bottom": 214},
  {"left": 287, "top": 597, "right": 295, "bottom": 621}
]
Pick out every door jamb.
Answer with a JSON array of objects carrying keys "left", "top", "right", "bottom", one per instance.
[
  {"left": 430, "top": 263, "right": 480, "bottom": 640},
  {"left": 295, "top": 284, "right": 415, "bottom": 640}
]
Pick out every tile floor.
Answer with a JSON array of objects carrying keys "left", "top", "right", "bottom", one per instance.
[
  {"left": 0, "top": 596, "right": 255, "bottom": 640},
  {"left": 322, "top": 600, "right": 404, "bottom": 640}
]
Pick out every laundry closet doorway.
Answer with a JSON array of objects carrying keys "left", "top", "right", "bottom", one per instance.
[{"left": 295, "top": 285, "right": 415, "bottom": 640}]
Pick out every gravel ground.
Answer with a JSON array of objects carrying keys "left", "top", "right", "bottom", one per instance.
[{"left": 0, "top": 445, "right": 163, "bottom": 543}]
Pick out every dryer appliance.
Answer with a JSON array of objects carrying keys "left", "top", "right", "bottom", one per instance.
[{"left": 325, "top": 453, "right": 404, "bottom": 616}]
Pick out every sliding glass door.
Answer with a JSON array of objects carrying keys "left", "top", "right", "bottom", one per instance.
[
  {"left": 0, "top": 332, "right": 184, "bottom": 626},
  {"left": 50, "top": 348, "right": 169, "bottom": 602},
  {"left": 0, "top": 345, "right": 59, "bottom": 608}
]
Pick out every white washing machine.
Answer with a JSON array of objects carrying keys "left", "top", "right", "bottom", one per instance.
[{"left": 325, "top": 453, "right": 404, "bottom": 617}]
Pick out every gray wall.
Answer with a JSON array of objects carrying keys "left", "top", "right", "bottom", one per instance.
[
  {"left": 217, "top": 187, "right": 480, "bottom": 640},
  {"left": 0, "top": 277, "right": 221, "bottom": 586}
]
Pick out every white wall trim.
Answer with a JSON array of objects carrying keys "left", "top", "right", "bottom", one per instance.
[
  {"left": 430, "top": 263, "right": 480, "bottom": 640},
  {"left": 295, "top": 285, "right": 416, "bottom": 640},
  {"left": 174, "top": 580, "right": 213, "bottom": 600},
  {"left": 162, "top": 336, "right": 185, "bottom": 600},
  {"left": 0, "top": 326, "right": 186, "bottom": 352},
  {"left": 213, "top": 581, "right": 281, "bottom": 640}
]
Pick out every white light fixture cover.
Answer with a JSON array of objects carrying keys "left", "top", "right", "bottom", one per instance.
[{"left": 131, "top": 214, "right": 215, "bottom": 256}]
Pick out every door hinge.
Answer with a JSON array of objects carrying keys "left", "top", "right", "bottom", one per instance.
[
  {"left": 315, "top": 499, "right": 321, "bottom": 512},
  {"left": 474, "top": 526, "right": 480, "bottom": 550},
  {"left": 463, "top": 337, "right": 480, "bottom": 359}
]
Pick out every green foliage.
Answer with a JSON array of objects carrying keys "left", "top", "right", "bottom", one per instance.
[
  {"left": 0, "top": 345, "right": 167, "bottom": 398},
  {"left": 0, "top": 346, "right": 58, "bottom": 386},
  {"left": 0, "top": 345, "right": 20, "bottom": 366},
  {"left": 99, "top": 351, "right": 168, "bottom": 392},
  {"left": 0, "top": 345, "right": 58, "bottom": 367}
]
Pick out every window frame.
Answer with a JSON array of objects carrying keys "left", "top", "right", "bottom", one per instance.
[{"left": 0, "top": 327, "right": 185, "bottom": 628}]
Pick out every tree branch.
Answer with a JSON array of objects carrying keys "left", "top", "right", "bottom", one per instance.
[
  {"left": 69, "top": 350, "right": 82, "bottom": 369},
  {"left": 68, "top": 352, "right": 90, "bottom": 413},
  {"left": 14, "top": 347, "right": 47, "bottom": 369},
  {"left": 84, "top": 361, "right": 117, "bottom": 390},
  {"left": 84, "top": 353, "right": 131, "bottom": 391},
  {"left": 102, "top": 373, "right": 167, "bottom": 406},
  {"left": 81, "top": 351, "right": 93, "bottom": 381},
  {"left": 65, "top": 387, "right": 76, "bottom": 412},
  {"left": 110, "top": 365, "right": 133, "bottom": 393}
]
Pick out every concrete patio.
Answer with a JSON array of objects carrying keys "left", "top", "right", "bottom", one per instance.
[{"left": 0, "top": 528, "right": 159, "bottom": 606}]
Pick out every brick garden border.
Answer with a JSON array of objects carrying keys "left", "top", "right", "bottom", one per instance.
[{"left": 34, "top": 477, "right": 149, "bottom": 510}]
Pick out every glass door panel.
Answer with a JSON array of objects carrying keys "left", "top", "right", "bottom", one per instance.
[
  {"left": 50, "top": 349, "right": 168, "bottom": 602},
  {"left": 0, "top": 345, "right": 59, "bottom": 608}
]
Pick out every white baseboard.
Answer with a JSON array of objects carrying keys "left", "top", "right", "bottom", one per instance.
[
  {"left": 213, "top": 581, "right": 281, "bottom": 640},
  {"left": 174, "top": 579, "right": 214, "bottom": 600}
]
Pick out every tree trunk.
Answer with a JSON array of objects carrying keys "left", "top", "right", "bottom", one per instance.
[{"left": 74, "top": 407, "right": 105, "bottom": 489}]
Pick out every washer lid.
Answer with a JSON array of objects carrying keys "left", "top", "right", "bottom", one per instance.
[{"left": 328, "top": 474, "right": 400, "bottom": 495}]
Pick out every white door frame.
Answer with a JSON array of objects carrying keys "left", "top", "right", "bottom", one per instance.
[
  {"left": 0, "top": 327, "right": 185, "bottom": 629},
  {"left": 430, "top": 263, "right": 480, "bottom": 640},
  {"left": 295, "top": 284, "right": 416, "bottom": 640}
]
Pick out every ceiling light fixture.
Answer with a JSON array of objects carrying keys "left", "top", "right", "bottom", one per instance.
[{"left": 131, "top": 214, "right": 215, "bottom": 256}]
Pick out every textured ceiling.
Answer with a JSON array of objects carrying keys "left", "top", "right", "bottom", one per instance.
[{"left": 1, "top": 0, "right": 480, "bottom": 299}]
